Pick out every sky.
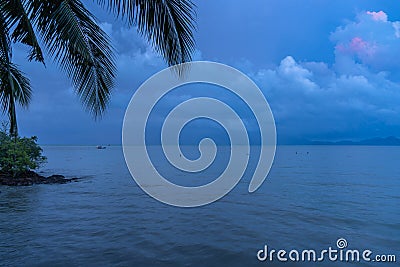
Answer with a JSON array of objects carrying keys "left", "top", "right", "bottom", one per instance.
[{"left": 5, "top": 0, "right": 400, "bottom": 145}]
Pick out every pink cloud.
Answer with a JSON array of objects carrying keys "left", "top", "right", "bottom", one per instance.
[
  {"left": 336, "top": 44, "right": 346, "bottom": 53},
  {"left": 350, "top": 37, "right": 369, "bottom": 53},
  {"left": 366, "top": 11, "right": 387, "bottom": 22},
  {"left": 336, "top": 37, "right": 376, "bottom": 57},
  {"left": 346, "top": 37, "right": 375, "bottom": 56}
]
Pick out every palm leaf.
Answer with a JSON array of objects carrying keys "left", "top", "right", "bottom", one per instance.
[
  {"left": 28, "top": 0, "right": 116, "bottom": 117},
  {"left": 0, "top": 10, "right": 12, "bottom": 64},
  {"left": 0, "top": 58, "right": 32, "bottom": 135},
  {"left": 0, "top": 0, "right": 44, "bottom": 63},
  {"left": 0, "top": 10, "right": 16, "bottom": 135},
  {"left": 96, "top": 0, "right": 196, "bottom": 66},
  {"left": 0, "top": 58, "right": 32, "bottom": 108}
]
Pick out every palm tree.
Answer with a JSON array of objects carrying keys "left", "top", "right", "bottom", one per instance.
[{"left": 0, "top": 0, "right": 196, "bottom": 136}]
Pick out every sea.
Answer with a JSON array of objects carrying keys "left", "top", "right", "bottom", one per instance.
[{"left": 0, "top": 145, "right": 399, "bottom": 266}]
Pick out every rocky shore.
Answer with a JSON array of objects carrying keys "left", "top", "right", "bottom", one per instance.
[{"left": 0, "top": 170, "right": 79, "bottom": 186}]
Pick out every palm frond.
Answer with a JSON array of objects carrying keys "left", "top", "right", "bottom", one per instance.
[
  {"left": 0, "top": 10, "right": 16, "bottom": 135},
  {"left": 0, "top": 0, "right": 44, "bottom": 63},
  {"left": 0, "top": 59, "right": 32, "bottom": 108},
  {"left": 96, "top": 0, "right": 196, "bottom": 66},
  {"left": 0, "top": 10, "right": 12, "bottom": 63},
  {"left": 28, "top": 0, "right": 116, "bottom": 117},
  {"left": 0, "top": 58, "right": 32, "bottom": 135}
]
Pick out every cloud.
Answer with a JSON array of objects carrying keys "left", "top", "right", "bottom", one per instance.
[
  {"left": 246, "top": 11, "right": 400, "bottom": 142},
  {"left": 251, "top": 57, "right": 400, "bottom": 142},
  {"left": 331, "top": 10, "right": 400, "bottom": 76},
  {"left": 4, "top": 8, "right": 400, "bottom": 145},
  {"left": 366, "top": 11, "right": 388, "bottom": 22},
  {"left": 336, "top": 37, "right": 376, "bottom": 58}
]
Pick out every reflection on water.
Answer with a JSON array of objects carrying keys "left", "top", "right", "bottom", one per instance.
[
  {"left": 0, "top": 187, "right": 40, "bottom": 212},
  {"left": 0, "top": 146, "right": 399, "bottom": 266}
]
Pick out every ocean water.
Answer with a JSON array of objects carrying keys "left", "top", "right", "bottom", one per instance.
[{"left": 0, "top": 146, "right": 399, "bottom": 266}]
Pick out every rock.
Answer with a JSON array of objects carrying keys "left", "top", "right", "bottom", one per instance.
[{"left": 0, "top": 171, "right": 79, "bottom": 186}]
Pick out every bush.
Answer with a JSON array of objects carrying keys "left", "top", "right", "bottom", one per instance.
[{"left": 0, "top": 128, "right": 47, "bottom": 176}]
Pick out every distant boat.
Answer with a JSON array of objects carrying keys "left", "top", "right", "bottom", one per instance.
[{"left": 97, "top": 145, "right": 106, "bottom": 149}]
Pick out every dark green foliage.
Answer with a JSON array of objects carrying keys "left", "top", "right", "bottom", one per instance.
[{"left": 0, "top": 127, "right": 46, "bottom": 176}]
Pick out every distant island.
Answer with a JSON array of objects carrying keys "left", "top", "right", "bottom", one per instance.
[{"left": 308, "top": 136, "right": 400, "bottom": 146}]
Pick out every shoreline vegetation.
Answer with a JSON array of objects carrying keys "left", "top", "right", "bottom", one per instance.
[{"left": 0, "top": 127, "right": 78, "bottom": 187}]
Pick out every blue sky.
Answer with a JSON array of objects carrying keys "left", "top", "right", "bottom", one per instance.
[{"left": 5, "top": 0, "right": 400, "bottom": 144}]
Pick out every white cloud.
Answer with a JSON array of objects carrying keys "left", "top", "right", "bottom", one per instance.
[
  {"left": 393, "top": 22, "right": 400, "bottom": 38},
  {"left": 366, "top": 11, "right": 388, "bottom": 22},
  {"left": 246, "top": 11, "right": 400, "bottom": 140},
  {"left": 331, "top": 10, "right": 400, "bottom": 74}
]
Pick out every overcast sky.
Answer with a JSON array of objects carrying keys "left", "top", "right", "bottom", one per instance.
[{"left": 6, "top": 0, "right": 400, "bottom": 144}]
